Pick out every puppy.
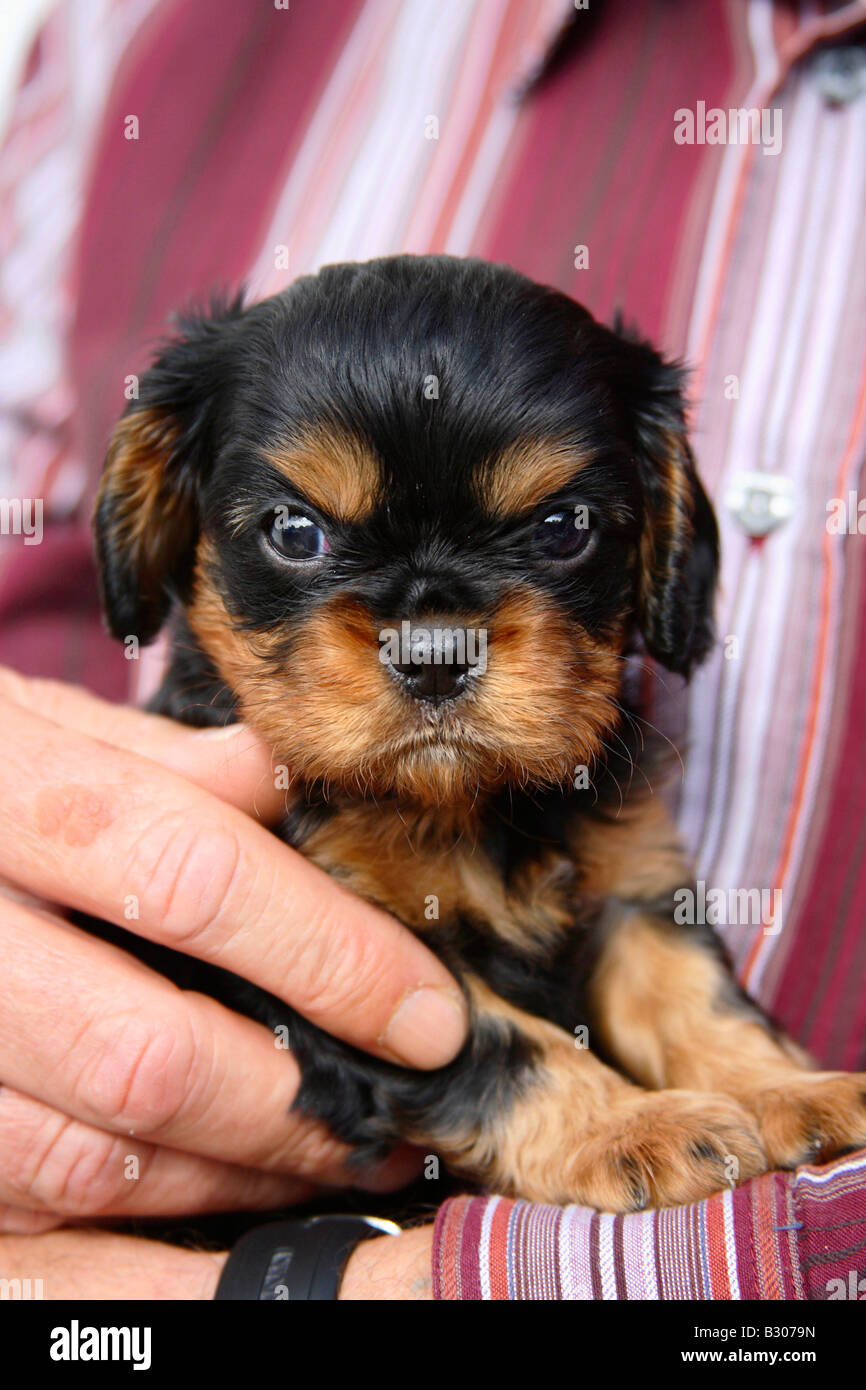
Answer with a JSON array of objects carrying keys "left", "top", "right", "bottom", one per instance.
[{"left": 93, "top": 255, "right": 866, "bottom": 1211}]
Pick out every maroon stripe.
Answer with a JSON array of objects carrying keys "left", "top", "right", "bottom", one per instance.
[
  {"left": 795, "top": 1167, "right": 866, "bottom": 1300},
  {"left": 68, "top": 0, "right": 365, "bottom": 479},
  {"left": 732, "top": 1181, "right": 761, "bottom": 1299},
  {"left": 476, "top": 0, "right": 735, "bottom": 342},
  {"left": 653, "top": 1209, "right": 666, "bottom": 1297},
  {"left": 588, "top": 1212, "right": 603, "bottom": 1299},
  {"left": 775, "top": 1173, "right": 801, "bottom": 1301},
  {"left": 0, "top": 525, "right": 128, "bottom": 696},
  {"left": 459, "top": 1192, "right": 486, "bottom": 1299},
  {"left": 612, "top": 1215, "right": 627, "bottom": 1298}
]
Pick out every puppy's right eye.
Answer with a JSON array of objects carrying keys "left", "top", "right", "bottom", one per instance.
[{"left": 264, "top": 509, "right": 331, "bottom": 562}]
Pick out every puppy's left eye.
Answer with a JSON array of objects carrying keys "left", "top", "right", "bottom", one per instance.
[
  {"left": 265, "top": 510, "right": 331, "bottom": 561},
  {"left": 533, "top": 510, "right": 593, "bottom": 562}
]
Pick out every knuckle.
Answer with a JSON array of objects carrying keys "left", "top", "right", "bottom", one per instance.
[
  {"left": 263, "top": 1121, "right": 350, "bottom": 1181},
  {"left": 287, "top": 914, "right": 387, "bottom": 1024},
  {"left": 71, "top": 1009, "right": 198, "bottom": 1136},
  {"left": 24, "top": 1118, "right": 140, "bottom": 1216},
  {"left": 126, "top": 811, "right": 243, "bottom": 949}
]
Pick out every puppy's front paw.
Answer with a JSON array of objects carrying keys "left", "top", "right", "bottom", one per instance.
[
  {"left": 742, "top": 1072, "right": 866, "bottom": 1169},
  {"left": 560, "top": 1091, "right": 767, "bottom": 1212}
]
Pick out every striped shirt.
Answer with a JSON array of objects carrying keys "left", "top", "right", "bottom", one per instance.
[{"left": 434, "top": 1148, "right": 866, "bottom": 1300}]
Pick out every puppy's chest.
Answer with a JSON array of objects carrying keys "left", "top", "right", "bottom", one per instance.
[{"left": 281, "top": 798, "right": 583, "bottom": 954}]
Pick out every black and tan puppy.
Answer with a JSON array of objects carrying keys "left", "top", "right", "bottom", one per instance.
[{"left": 93, "top": 255, "right": 866, "bottom": 1211}]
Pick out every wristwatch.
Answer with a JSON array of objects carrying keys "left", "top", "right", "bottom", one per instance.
[{"left": 213, "top": 1214, "right": 402, "bottom": 1300}]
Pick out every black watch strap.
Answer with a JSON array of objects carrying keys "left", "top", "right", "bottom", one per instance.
[{"left": 214, "top": 1214, "right": 402, "bottom": 1300}]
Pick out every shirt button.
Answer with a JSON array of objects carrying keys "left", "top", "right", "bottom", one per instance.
[
  {"left": 724, "top": 471, "right": 795, "bottom": 537},
  {"left": 814, "top": 46, "right": 866, "bottom": 107}
]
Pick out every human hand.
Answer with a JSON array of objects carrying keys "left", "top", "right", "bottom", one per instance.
[{"left": 0, "top": 668, "right": 467, "bottom": 1231}]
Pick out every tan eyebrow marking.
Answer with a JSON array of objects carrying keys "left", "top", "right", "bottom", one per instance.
[
  {"left": 476, "top": 439, "right": 594, "bottom": 517},
  {"left": 263, "top": 424, "right": 382, "bottom": 522}
]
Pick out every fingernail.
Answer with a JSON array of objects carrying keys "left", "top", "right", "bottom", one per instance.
[{"left": 380, "top": 986, "right": 468, "bottom": 1068}]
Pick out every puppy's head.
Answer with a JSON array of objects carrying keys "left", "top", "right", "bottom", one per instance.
[{"left": 95, "top": 256, "right": 718, "bottom": 803}]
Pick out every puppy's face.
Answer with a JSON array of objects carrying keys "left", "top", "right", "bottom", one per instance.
[{"left": 95, "top": 256, "right": 718, "bottom": 803}]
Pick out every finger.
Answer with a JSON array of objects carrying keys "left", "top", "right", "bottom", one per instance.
[
  {"left": 0, "top": 899, "right": 420, "bottom": 1182},
  {"left": 0, "top": 1086, "right": 315, "bottom": 1219},
  {"left": 0, "top": 665, "right": 285, "bottom": 821},
  {"left": 0, "top": 696, "right": 468, "bottom": 1067}
]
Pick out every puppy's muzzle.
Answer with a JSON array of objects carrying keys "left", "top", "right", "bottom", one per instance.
[{"left": 384, "top": 622, "right": 479, "bottom": 704}]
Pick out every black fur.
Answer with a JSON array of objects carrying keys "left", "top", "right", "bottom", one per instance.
[
  {"left": 97, "top": 256, "right": 717, "bottom": 675},
  {"left": 93, "top": 255, "right": 723, "bottom": 1168}
]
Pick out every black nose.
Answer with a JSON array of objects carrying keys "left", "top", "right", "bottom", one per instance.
[{"left": 385, "top": 624, "right": 476, "bottom": 704}]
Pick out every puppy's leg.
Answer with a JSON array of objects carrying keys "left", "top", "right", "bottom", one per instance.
[
  {"left": 589, "top": 909, "right": 866, "bottom": 1171},
  {"left": 418, "top": 979, "right": 767, "bottom": 1210}
]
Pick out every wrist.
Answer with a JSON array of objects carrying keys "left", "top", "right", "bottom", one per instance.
[
  {"left": 338, "top": 1224, "right": 434, "bottom": 1300},
  {"left": 0, "top": 1230, "right": 229, "bottom": 1300}
]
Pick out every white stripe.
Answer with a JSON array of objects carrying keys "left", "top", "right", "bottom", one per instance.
[
  {"left": 680, "top": 67, "right": 866, "bottom": 980},
  {"left": 794, "top": 1154, "right": 866, "bottom": 1188},
  {"left": 559, "top": 1204, "right": 594, "bottom": 1299},
  {"left": 245, "top": 0, "right": 404, "bottom": 297},
  {"left": 597, "top": 1212, "right": 618, "bottom": 1300},
  {"left": 639, "top": 1208, "right": 660, "bottom": 1299},
  {"left": 620, "top": 1208, "right": 659, "bottom": 1299},
  {"left": 679, "top": 0, "right": 786, "bottom": 858},
  {"left": 401, "top": 1, "right": 512, "bottom": 252},
  {"left": 721, "top": 1188, "right": 741, "bottom": 1299},
  {"left": 444, "top": 0, "right": 568, "bottom": 254},
  {"left": 699, "top": 80, "right": 842, "bottom": 896},
  {"left": 748, "top": 95, "right": 866, "bottom": 989},
  {"left": 310, "top": 0, "right": 474, "bottom": 268},
  {"left": 479, "top": 1193, "right": 499, "bottom": 1300}
]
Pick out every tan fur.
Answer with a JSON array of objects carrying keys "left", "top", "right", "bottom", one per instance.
[
  {"left": 263, "top": 424, "right": 382, "bottom": 522},
  {"left": 638, "top": 427, "right": 693, "bottom": 623},
  {"left": 185, "top": 554, "right": 866, "bottom": 1201},
  {"left": 187, "top": 544, "right": 625, "bottom": 804},
  {"left": 426, "top": 980, "right": 767, "bottom": 1209},
  {"left": 476, "top": 437, "right": 592, "bottom": 517},
  {"left": 98, "top": 324, "right": 866, "bottom": 1214},
  {"left": 95, "top": 408, "right": 191, "bottom": 588},
  {"left": 302, "top": 800, "right": 575, "bottom": 952},
  {"left": 573, "top": 792, "right": 690, "bottom": 902},
  {"left": 591, "top": 911, "right": 866, "bottom": 1169}
]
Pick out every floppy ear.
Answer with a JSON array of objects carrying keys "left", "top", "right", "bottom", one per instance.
[
  {"left": 609, "top": 328, "right": 719, "bottom": 677},
  {"left": 94, "top": 295, "right": 242, "bottom": 644}
]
